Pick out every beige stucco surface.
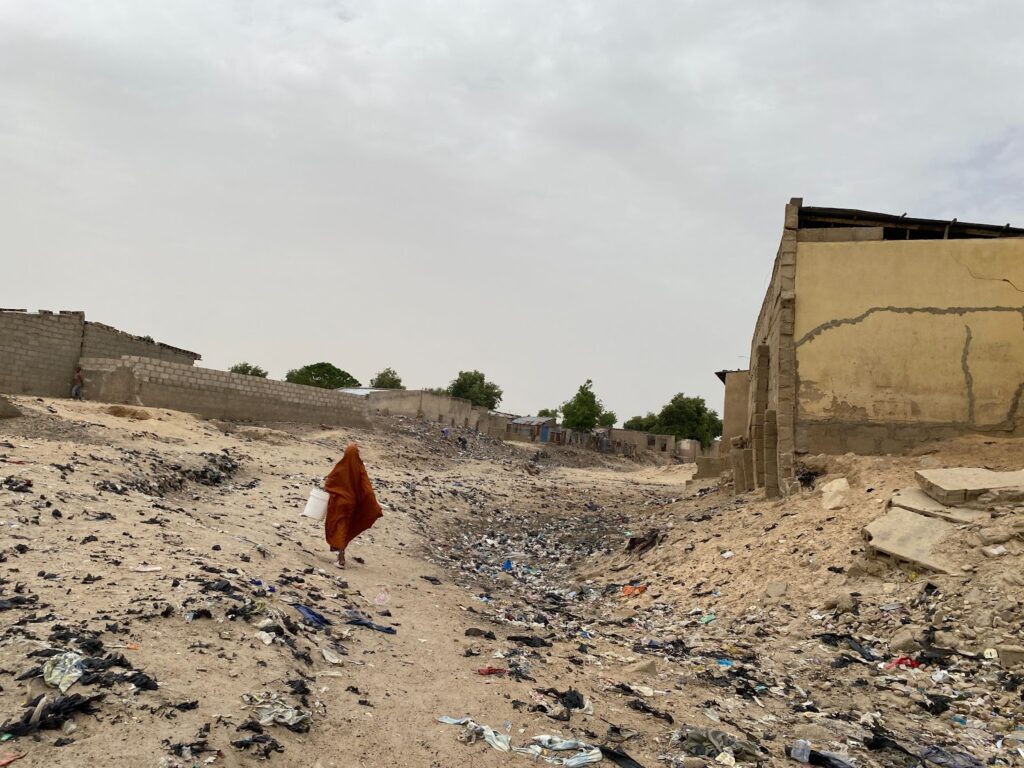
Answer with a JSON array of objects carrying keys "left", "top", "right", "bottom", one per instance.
[
  {"left": 721, "top": 370, "right": 749, "bottom": 442},
  {"left": 795, "top": 238, "right": 1024, "bottom": 433}
]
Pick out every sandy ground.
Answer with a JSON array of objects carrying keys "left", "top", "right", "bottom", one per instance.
[{"left": 1, "top": 398, "right": 1022, "bottom": 767}]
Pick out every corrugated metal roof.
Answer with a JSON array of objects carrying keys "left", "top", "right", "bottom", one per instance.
[
  {"left": 512, "top": 416, "right": 557, "bottom": 425},
  {"left": 335, "top": 387, "right": 392, "bottom": 396},
  {"left": 800, "top": 206, "right": 1024, "bottom": 238}
]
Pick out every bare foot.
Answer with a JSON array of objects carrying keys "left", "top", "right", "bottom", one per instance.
[{"left": 335, "top": 552, "right": 346, "bottom": 569}]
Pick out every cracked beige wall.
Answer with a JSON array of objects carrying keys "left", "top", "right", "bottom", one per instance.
[{"left": 794, "top": 238, "right": 1024, "bottom": 453}]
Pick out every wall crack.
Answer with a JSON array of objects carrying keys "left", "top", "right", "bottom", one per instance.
[
  {"left": 953, "top": 253, "right": 1024, "bottom": 294},
  {"left": 796, "top": 305, "right": 1024, "bottom": 347},
  {"left": 962, "top": 324, "right": 975, "bottom": 426}
]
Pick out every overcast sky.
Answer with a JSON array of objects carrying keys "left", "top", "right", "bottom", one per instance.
[{"left": 3, "top": 2, "right": 1023, "bottom": 421}]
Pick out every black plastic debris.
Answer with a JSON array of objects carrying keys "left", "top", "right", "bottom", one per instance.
[
  {"left": 2, "top": 476, "right": 32, "bottom": 492},
  {"left": 232, "top": 734, "right": 284, "bottom": 758},
  {"left": 96, "top": 480, "right": 129, "bottom": 495},
  {"left": 599, "top": 745, "right": 647, "bottom": 768},
  {"left": 626, "top": 699, "right": 674, "bottom": 724},
  {"left": 508, "top": 635, "right": 552, "bottom": 648},
  {"left": 0, "top": 596, "right": 37, "bottom": 612},
  {"left": 624, "top": 529, "right": 662, "bottom": 558},
  {"left": 0, "top": 693, "right": 104, "bottom": 738}
]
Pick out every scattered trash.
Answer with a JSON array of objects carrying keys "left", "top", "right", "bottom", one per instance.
[
  {"left": 244, "top": 692, "right": 311, "bottom": 733},
  {"left": 0, "top": 694, "right": 104, "bottom": 739},
  {"left": 674, "top": 727, "right": 762, "bottom": 763},
  {"left": 294, "top": 604, "right": 331, "bottom": 628},
  {"left": 626, "top": 699, "right": 673, "bottom": 724},
  {"left": 321, "top": 648, "right": 344, "bottom": 665},
  {"left": 622, "top": 585, "right": 648, "bottom": 597},
  {"left": 476, "top": 667, "right": 508, "bottom": 677},
  {"left": 1, "top": 476, "right": 32, "bottom": 492},
  {"left": 438, "top": 716, "right": 511, "bottom": 752},
  {"left": 345, "top": 610, "right": 396, "bottom": 635},
  {"left": 42, "top": 652, "right": 85, "bottom": 693},
  {"left": 599, "top": 745, "right": 646, "bottom": 767},
  {"left": 374, "top": 588, "right": 391, "bottom": 605}
]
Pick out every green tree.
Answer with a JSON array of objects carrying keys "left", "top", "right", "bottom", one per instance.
[
  {"left": 623, "top": 412, "right": 657, "bottom": 432},
  {"left": 229, "top": 362, "right": 268, "bottom": 378},
  {"left": 369, "top": 367, "right": 404, "bottom": 389},
  {"left": 561, "top": 379, "right": 615, "bottom": 432},
  {"left": 536, "top": 408, "right": 559, "bottom": 418},
  {"left": 285, "top": 362, "right": 360, "bottom": 389},
  {"left": 653, "top": 393, "right": 722, "bottom": 448},
  {"left": 447, "top": 370, "right": 503, "bottom": 409}
]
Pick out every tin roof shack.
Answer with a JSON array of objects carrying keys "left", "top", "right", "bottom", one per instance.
[
  {"left": 750, "top": 198, "right": 1024, "bottom": 495},
  {"left": 507, "top": 416, "right": 562, "bottom": 444}
]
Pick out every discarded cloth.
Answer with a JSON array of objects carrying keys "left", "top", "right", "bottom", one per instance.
[
  {"left": 513, "top": 735, "right": 602, "bottom": 766},
  {"left": 345, "top": 609, "right": 397, "bottom": 635},
  {"left": 437, "top": 716, "right": 511, "bottom": 752},
  {"left": 244, "top": 692, "right": 311, "bottom": 733},
  {"left": 324, "top": 444, "right": 383, "bottom": 551},
  {"left": 294, "top": 604, "right": 331, "bottom": 628},
  {"left": 476, "top": 667, "right": 508, "bottom": 677},
  {"left": 674, "top": 727, "right": 762, "bottom": 763},
  {"left": 919, "top": 746, "right": 984, "bottom": 768},
  {"left": 42, "top": 652, "right": 85, "bottom": 693}
]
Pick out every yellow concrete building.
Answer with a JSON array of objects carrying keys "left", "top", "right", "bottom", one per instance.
[{"left": 745, "top": 199, "right": 1024, "bottom": 493}]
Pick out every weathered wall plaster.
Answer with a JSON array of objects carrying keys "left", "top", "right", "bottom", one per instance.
[{"left": 794, "top": 238, "right": 1024, "bottom": 453}]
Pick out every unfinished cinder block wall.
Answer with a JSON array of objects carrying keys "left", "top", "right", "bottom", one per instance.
[
  {"left": 81, "top": 357, "right": 371, "bottom": 428},
  {"left": 745, "top": 199, "right": 800, "bottom": 493},
  {"left": 82, "top": 323, "right": 200, "bottom": 366},
  {"left": 0, "top": 310, "right": 86, "bottom": 397},
  {"left": 0, "top": 309, "right": 200, "bottom": 397}
]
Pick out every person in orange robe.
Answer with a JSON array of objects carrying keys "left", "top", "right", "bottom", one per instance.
[{"left": 324, "top": 443, "right": 382, "bottom": 568}]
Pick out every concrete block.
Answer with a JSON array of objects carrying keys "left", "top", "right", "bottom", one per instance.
[
  {"left": 916, "top": 467, "right": 1024, "bottom": 507},
  {"left": 863, "top": 507, "right": 959, "bottom": 574},
  {"left": 889, "top": 487, "right": 990, "bottom": 525}
]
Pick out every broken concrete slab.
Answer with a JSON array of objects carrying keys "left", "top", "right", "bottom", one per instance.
[
  {"left": 863, "top": 507, "right": 957, "bottom": 574},
  {"left": 889, "top": 487, "right": 990, "bottom": 525},
  {"left": 916, "top": 467, "right": 1024, "bottom": 507},
  {"left": 0, "top": 395, "right": 21, "bottom": 419}
]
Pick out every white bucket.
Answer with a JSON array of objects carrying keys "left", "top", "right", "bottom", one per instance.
[{"left": 301, "top": 488, "right": 329, "bottom": 521}]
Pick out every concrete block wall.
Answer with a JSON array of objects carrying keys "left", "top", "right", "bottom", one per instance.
[
  {"left": 82, "top": 356, "right": 370, "bottom": 428},
  {"left": 82, "top": 323, "right": 200, "bottom": 366},
  {"left": 0, "top": 309, "right": 200, "bottom": 398},
  {"left": 0, "top": 310, "right": 86, "bottom": 396},
  {"left": 364, "top": 389, "right": 478, "bottom": 429}
]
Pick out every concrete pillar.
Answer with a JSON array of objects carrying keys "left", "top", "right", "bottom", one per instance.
[
  {"left": 742, "top": 448, "right": 755, "bottom": 493},
  {"left": 751, "top": 412, "right": 765, "bottom": 488},
  {"left": 764, "top": 409, "right": 780, "bottom": 499}
]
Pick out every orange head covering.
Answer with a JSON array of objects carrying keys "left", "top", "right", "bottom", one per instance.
[{"left": 323, "top": 444, "right": 383, "bottom": 551}]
